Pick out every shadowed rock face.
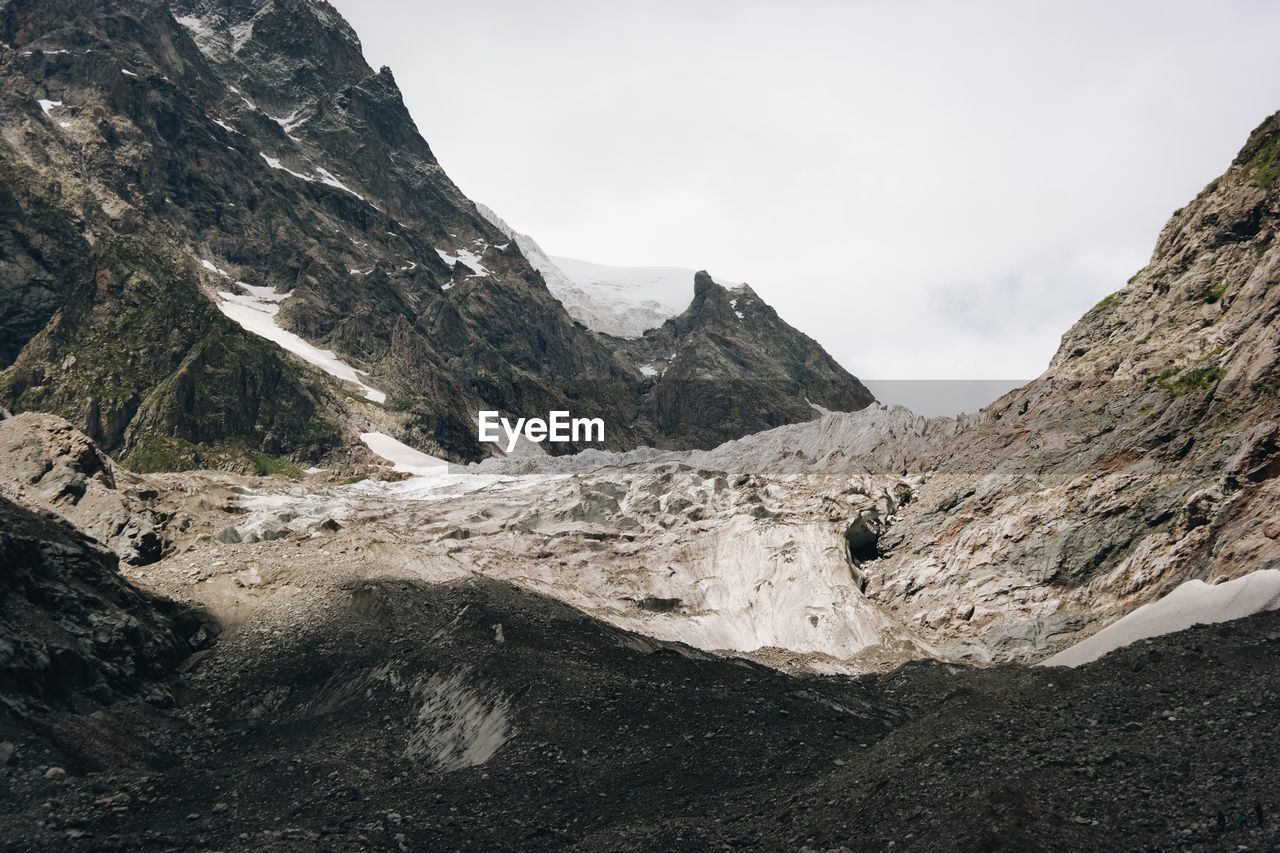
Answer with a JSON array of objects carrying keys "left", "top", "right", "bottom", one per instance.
[
  {"left": 0, "top": 0, "right": 873, "bottom": 466},
  {"left": 0, "top": 494, "right": 204, "bottom": 715}
]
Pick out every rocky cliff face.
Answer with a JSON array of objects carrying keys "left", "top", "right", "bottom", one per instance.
[
  {"left": 0, "top": 0, "right": 872, "bottom": 467},
  {"left": 860, "top": 111, "right": 1280, "bottom": 660},
  {"left": 0, "top": 493, "right": 204, "bottom": 717},
  {"left": 615, "top": 271, "right": 876, "bottom": 448},
  {"left": 0, "top": 412, "right": 170, "bottom": 565}
]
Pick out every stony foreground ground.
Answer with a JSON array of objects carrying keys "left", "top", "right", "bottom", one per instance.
[{"left": 2, "top": 562, "right": 1277, "bottom": 851}]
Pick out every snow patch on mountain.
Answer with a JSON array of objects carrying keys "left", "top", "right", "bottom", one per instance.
[
  {"left": 212, "top": 280, "right": 386, "bottom": 404},
  {"left": 175, "top": 8, "right": 265, "bottom": 60},
  {"left": 359, "top": 432, "right": 450, "bottom": 476},
  {"left": 259, "top": 153, "right": 364, "bottom": 200},
  {"left": 1042, "top": 570, "right": 1280, "bottom": 667},
  {"left": 435, "top": 245, "right": 491, "bottom": 277}
]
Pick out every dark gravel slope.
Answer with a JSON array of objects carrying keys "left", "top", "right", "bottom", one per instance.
[{"left": 2, "top": 570, "right": 1276, "bottom": 851}]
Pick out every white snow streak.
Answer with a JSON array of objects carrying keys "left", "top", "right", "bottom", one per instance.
[
  {"left": 213, "top": 282, "right": 386, "bottom": 404},
  {"left": 359, "top": 432, "right": 450, "bottom": 476},
  {"left": 200, "top": 259, "right": 231, "bottom": 278},
  {"left": 259, "top": 152, "right": 312, "bottom": 182},
  {"left": 435, "top": 247, "right": 491, "bottom": 277},
  {"left": 314, "top": 167, "right": 364, "bottom": 200},
  {"left": 259, "top": 153, "right": 364, "bottom": 200},
  {"left": 173, "top": 15, "right": 208, "bottom": 37},
  {"left": 1043, "top": 570, "right": 1280, "bottom": 667}
]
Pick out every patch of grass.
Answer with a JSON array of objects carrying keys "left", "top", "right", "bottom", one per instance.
[
  {"left": 125, "top": 435, "right": 202, "bottom": 472},
  {"left": 1201, "top": 281, "right": 1229, "bottom": 304},
  {"left": 340, "top": 475, "right": 367, "bottom": 485},
  {"left": 125, "top": 434, "right": 304, "bottom": 478},
  {"left": 301, "top": 417, "right": 340, "bottom": 445},
  {"left": 388, "top": 394, "right": 416, "bottom": 412},
  {"left": 251, "top": 451, "right": 304, "bottom": 480},
  {"left": 1242, "top": 115, "right": 1280, "bottom": 188},
  {"left": 1092, "top": 292, "right": 1120, "bottom": 312},
  {"left": 1158, "top": 365, "right": 1225, "bottom": 397},
  {"left": 1253, "top": 143, "right": 1280, "bottom": 188}
]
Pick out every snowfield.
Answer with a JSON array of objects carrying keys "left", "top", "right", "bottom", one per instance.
[
  {"left": 1042, "top": 570, "right": 1280, "bottom": 667},
  {"left": 359, "top": 432, "right": 450, "bottom": 476},
  {"left": 475, "top": 202, "right": 736, "bottom": 338},
  {"left": 212, "top": 280, "right": 387, "bottom": 404}
]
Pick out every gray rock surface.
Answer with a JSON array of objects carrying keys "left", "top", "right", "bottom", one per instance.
[
  {"left": 0, "top": 412, "right": 165, "bottom": 564},
  {"left": 0, "top": 493, "right": 201, "bottom": 716}
]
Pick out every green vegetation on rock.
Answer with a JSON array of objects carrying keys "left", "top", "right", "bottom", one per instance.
[
  {"left": 126, "top": 434, "right": 307, "bottom": 477},
  {"left": 250, "top": 451, "right": 304, "bottom": 480},
  {"left": 2, "top": 237, "right": 341, "bottom": 467},
  {"left": 1201, "top": 281, "right": 1229, "bottom": 304},
  {"left": 1157, "top": 365, "right": 1226, "bottom": 396},
  {"left": 125, "top": 435, "right": 203, "bottom": 473},
  {"left": 1242, "top": 114, "right": 1280, "bottom": 188},
  {"left": 1092, "top": 292, "right": 1120, "bottom": 312}
]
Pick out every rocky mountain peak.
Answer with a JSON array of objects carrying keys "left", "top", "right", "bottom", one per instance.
[
  {"left": 608, "top": 270, "right": 874, "bottom": 448},
  {"left": 685, "top": 269, "right": 738, "bottom": 320},
  {"left": 0, "top": 0, "right": 877, "bottom": 466},
  {"left": 170, "top": 0, "right": 369, "bottom": 82},
  {"left": 691, "top": 269, "right": 717, "bottom": 296}
]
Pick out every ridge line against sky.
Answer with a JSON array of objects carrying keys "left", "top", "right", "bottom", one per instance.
[{"left": 330, "top": 0, "right": 1280, "bottom": 383}]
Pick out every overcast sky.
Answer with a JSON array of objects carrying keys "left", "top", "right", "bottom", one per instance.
[{"left": 332, "top": 0, "right": 1280, "bottom": 383}]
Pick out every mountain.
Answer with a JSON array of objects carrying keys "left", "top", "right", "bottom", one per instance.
[
  {"left": 474, "top": 207, "right": 870, "bottom": 444},
  {"left": 0, "top": 0, "right": 873, "bottom": 470},
  {"left": 2, "top": 2, "right": 1279, "bottom": 848},
  {"left": 613, "top": 271, "right": 876, "bottom": 448},
  {"left": 476, "top": 203, "right": 697, "bottom": 339},
  {"left": 475, "top": 203, "right": 700, "bottom": 338},
  {"left": 856, "top": 109, "right": 1280, "bottom": 660}
]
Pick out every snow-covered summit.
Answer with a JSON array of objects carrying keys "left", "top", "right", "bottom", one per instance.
[
  {"left": 476, "top": 202, "right": 735, "bottom": 338},
  {"left": 543, "top": 257, "right": 700, "bottom": 338}
]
